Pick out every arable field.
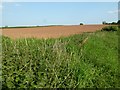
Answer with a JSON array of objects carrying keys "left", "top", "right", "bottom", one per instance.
[
  {"left": 1, "top": 25, "right": 120, "bottom": 88},
  {"left": 2, "top": 25, "right": 109, "bottom": 39}
]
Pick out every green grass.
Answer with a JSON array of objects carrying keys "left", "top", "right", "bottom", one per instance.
[{"left": 2, "top": 29, "right": 120, "bottom": 88}]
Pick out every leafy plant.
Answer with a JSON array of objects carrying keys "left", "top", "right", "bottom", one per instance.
[{"left": 2, "top": 28, "right": 119, "bottom": 88}]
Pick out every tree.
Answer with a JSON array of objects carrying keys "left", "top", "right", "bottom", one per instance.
[
  {"left": 5, "top": 25, "right": 8, "bottom": 28},
  {"left": 80, "top": 23, "right": 83, "bottom": 25},
  {"left": 117, "top": 20, "right": 120, "bottom": 24},
  {"left": 111, "top": 22, "right": 117, "bottom": 25},
  {"left": 102, "top": 21, "right": 107, "bottom": 25}
]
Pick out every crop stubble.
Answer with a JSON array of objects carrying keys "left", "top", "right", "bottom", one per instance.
[{"left": 2, "top": 25, "right": 109, "bottom": 39}]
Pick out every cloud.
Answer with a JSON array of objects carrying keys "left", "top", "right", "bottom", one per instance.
[
  {"left": 0, "top": 4, "right": 3, "bottom": 13},
  {"left": 2, "top": 0, "right": 15, "bottom": 2},
  {"left": 15, "top": 3, "right": 21, "bottom": 6},
  {"left": 107, "top": 10, "right": 120, "bottom": 14},
  {"left": 0, "top": 5, "right": 2, "bottom": 9}
]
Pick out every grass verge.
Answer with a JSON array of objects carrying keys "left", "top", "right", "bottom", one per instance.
[{"left": 2, "top": 29, "right": 119, "bottom": 88}]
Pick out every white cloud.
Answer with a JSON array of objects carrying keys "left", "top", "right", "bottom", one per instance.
[
  {"left": 108, "top": 10, "right": 120, "bottom": 14},
  {"left": 2, "top": 0, "right": 15, "bottom": 2},
  {"left": 0, "top": 5, "right": 2, "bottom": 9},
  {"left": 0, "top": 3, "right": 3, "bottom": 13},
  {"left": 1, "top": 0, "right": 119, "bottom": 2},
  {"left": 15, "top": 3, "right": 21, "bottom": 6}
]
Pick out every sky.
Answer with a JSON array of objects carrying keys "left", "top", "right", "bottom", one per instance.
[{"left": 0, "top": 2, "right": 119, "bottom": 26}]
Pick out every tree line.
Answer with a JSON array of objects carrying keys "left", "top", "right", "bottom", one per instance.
[{"left": 102, "top": 20, "right": 120, "bottom": 25}]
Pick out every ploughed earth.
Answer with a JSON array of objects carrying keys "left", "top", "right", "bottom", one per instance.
[{"left": 2, "top": 25, "right": 109, "bottom": 39}]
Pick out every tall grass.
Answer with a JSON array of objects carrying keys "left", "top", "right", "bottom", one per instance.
[
  {"left": 2, "top": 30, "right": 119, "bottom": 88},
  {"left": 0, "top": 34, "right": 2, "bottom": 89}
]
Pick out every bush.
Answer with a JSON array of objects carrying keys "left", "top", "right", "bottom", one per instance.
[{"left": 101, "top": 26, "right": 118, "bottom": 32}]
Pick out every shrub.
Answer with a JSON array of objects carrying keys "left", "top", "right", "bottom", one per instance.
[{"left": 101, "top": 26, "right": 118, "bottom": 32}]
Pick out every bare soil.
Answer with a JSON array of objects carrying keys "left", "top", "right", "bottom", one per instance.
[{"left": 2, "top": 25, "right": 109, "bottom": 39}]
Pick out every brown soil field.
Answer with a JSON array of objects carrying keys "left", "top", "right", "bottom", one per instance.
[{"left": 2, "top": 25, "right": 109, "bottom": 39}]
